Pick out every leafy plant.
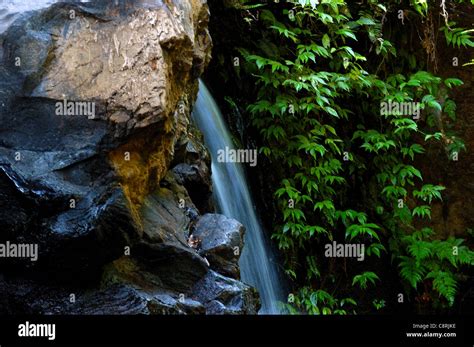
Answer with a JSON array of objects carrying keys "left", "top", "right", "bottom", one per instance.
[
  {"left": 441, "top": 23, "right": 474, "bottom": 48},
  {"left": 218, "top": 0, "right": 473, "bottom": 314},
  {"left": 394, "top": 230, "right": 474, "bottom": 306}
]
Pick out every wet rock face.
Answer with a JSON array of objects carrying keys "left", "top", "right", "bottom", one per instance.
[
  {"left": 0, "top": 1, "right": 258, "bottom": 314},
  {"left": 193, "top": 214, "right": 245, "bottom": 279},
  {"left": 192, "top": 270, "right": 259, "bottom": 315}
]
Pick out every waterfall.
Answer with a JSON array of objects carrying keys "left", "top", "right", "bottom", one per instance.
[{"left": 192, "top": 80, "right": 286, "bottom": 314}]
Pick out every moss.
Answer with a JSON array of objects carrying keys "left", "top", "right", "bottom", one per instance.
[
  {"left": 108, "top": 126, "right": 174, "bottom": 233},
  {"left": 101, "top": 256, "right": 164, "bottom": 291}
]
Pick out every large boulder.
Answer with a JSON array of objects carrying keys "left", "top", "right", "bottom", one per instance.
[{"left": 0, "top": 0, "right": 212, "bottom": 274}]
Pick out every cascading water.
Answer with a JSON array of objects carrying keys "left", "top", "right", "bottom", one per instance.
[{"left": 193, "top": 80, "right": 286, "bottom": 314}]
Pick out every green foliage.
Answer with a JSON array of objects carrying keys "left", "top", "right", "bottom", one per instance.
[
  {"left": 284, "top": 287, "right": 357, "bottom": 315},
  {"left": 372, "top": 298, "right": 386, "bottom": 310},
  {"left": 394, "top": 231, "right": 474, "bottom": 306},
  {"left": 227, "top": 0, "right": 473, "bottom": 314},
  {"left": 352, "top": 272, "right": 380, "bottom": 290},
  {"left": 440, "top": 18, "right": 474, "bottom": 66},
  {"left": 441, "top": 23, "right": 474, "bottom": 48},
  {"left": 463, "top": 59, "right": 474, "bottom": 66}
]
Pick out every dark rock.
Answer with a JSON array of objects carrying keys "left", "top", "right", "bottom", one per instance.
[
  {"left": 192, "top": 270, "right": 260, "bottom": 314},
  {"left": 172, "top": 162, "right": 213, "bottom": 213},
  {"left": 131, "top": 182, "right": 209, "bottom": 292},
  {"left": 41, "top": 186, "right": 138, "bottom": 281},
  {"left": 171, "top": 135, "right": 213, "bottom": 213},
  {"left": 133, "top": 241, "right": 209, "bottom": 293},
  {"left": 101, "top": 257, "right": 207, "bottom": 315},
  {"left": 0, "top": 275, "right": 201, "bottom": 315},
  {"left": 193, "top": 214, "right": 245, "bottom": 279}
]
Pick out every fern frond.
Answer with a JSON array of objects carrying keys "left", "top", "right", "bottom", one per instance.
[
  {"left": 426, "top": 271, "right": 457, "bottom": 306},
  {"left": 399, "top": 256, "right": 426, "bottom": 288}
]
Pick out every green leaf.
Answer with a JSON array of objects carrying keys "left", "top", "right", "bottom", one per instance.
[
  {"left": 336, "top": 29, "right": 357, "bottom": 41},
  {"left": 325, "top": 107, "right": 339, "bottom": 118},
  {"left": 345, "top": 223, "right": 381, "bottom": 241},
  {"left": 444, "top": 78, "right": 463, "bottom": 88},
  {"left": 352, "top": 272, "right": 380, "bottom": 290},
  {"left": 412, "top": 205, "right": 431, "bottom": 219},
  {"left": 426, "top": 271, "right": 458, "bottom": 306},
  {"left": 356, "top": 17, "right": 376, "bottom": 26},
  {"left": 399, "top": 256, "right": 425, "bottom": 289},
  {"left": 407, "top": 240, "right": 432, "bottom": 259},
  {"left": 322, "top": 34, "right": 330, "bottom": 49}
]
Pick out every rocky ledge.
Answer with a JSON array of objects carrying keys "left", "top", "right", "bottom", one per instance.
[{"left": 0, "top": 0, "right": 259, "bottom": 314}]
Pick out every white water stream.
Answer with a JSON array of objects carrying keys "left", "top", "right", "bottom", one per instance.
[{"left": 193, "top": 81, "right": 285, "bottom": 313}]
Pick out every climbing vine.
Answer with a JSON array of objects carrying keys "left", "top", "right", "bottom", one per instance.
[{"left": 210, "top": 0, "right": 474, "bottom": 313}]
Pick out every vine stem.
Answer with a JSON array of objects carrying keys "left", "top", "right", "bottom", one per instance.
[{"left": 439, "top": 0, "right": 451, "bottom": 30}]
